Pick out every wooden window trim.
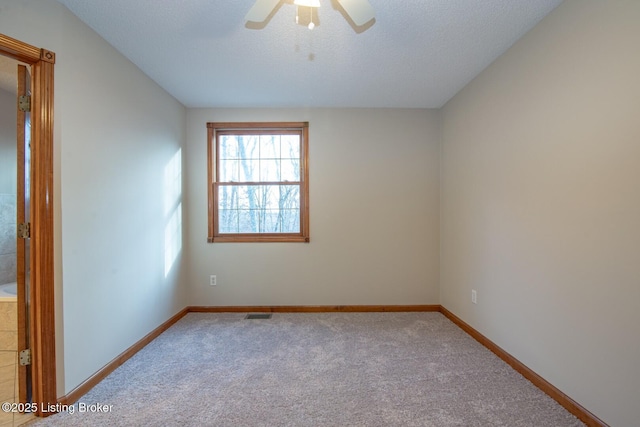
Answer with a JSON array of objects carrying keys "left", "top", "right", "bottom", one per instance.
[{"left": 207, "top": 122, "right": 310, "bottom": 243}]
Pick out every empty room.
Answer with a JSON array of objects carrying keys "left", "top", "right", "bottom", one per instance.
[{"left": 0, "top": 0, "right": 638, "bottom": 426}]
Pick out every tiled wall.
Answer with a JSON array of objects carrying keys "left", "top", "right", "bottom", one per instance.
[
  {"left": 0, "top": 301, "right": 17, "bottom": 427},
  {"left": 0, "top": 194, "right": 16, "bottom": 286}
]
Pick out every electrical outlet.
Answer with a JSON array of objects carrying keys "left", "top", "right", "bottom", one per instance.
[
  {"left": 210, "top": 275, "right": 217, "bottom": 286},
  {"left": 471, "top": 289, "right": 477, "bottom": 304}
]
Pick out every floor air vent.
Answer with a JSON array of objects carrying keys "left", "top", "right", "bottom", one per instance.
[{"left": 245, "top": 313, "right": 272, "bottom": 320}]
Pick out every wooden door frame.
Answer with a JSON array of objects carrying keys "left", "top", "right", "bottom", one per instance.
[{"left": 0, "top": 33, "right": 56, "bottom": 416}]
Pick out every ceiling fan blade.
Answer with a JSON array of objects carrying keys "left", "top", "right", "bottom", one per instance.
[
  {"left": 336, "top": 0, "right": 375, "bottom": 26},
  {"left": 245, "top": 0, "right": 281, "bottom": 22}
]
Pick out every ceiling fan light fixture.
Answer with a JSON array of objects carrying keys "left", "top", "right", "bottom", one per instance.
[
  {"left": 294, "top": 0, "right": 321, "bottom": 8},
  {"left": 246, "top": 0, "right": 375, "bottom": 29}
]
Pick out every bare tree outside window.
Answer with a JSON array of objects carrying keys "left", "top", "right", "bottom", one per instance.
[{"left": 207, "top": 122, "right": 309, "bottom": 243}]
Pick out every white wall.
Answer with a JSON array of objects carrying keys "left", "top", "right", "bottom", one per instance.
[
  {"left": 0, "top": 0, "right": 187, "bottom": 395},
  {"left": 440, "top": 1, "right": 640, "bottom": 425},
  {"left": 186, "top": 108, "right": 440, "bottom": 306}
]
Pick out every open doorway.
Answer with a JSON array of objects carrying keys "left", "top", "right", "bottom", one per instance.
[
  {"left": 0, "top": 33, "right": 56, "bottom": 417},
  {"left": 0, "top": 55, "right": 34, "bottom": 426}
]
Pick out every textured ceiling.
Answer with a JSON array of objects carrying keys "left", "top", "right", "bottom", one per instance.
[{"left": 55, "top": 0, "right": 563, "bottom": 108}]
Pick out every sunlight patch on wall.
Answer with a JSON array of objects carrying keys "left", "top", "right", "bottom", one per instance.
[
  {"left": 164, "top": 149, "right": 182, "bottom": 215},
  {"left": 164, "top": 203, "right": 182, "bottom": 277},
  {"left": 164, "top": 149, "right": 182, "bottom": 277}
]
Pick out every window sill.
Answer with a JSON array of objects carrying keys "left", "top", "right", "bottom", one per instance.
[{"left": 208, "top": 234, "right": 310, "bottom": 243}]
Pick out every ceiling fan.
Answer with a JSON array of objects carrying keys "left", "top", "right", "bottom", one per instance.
[{"left": 245, "top": 0, "right": 375, "bottom": 28}]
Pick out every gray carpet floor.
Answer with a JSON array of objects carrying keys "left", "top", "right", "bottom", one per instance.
[{"left": 30, "top": 312, "right": 584, "bottom": 426}]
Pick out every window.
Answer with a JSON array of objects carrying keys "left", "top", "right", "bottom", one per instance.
[{"left": 207, "top": 122, "right": 310, "bottom": 243}]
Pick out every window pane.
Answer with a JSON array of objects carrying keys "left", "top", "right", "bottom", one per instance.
[
  {"left": 281, "top": 157, "right": 300, "bottom": 181},
  {"left": 222, "top": 134, "right": 300, "bottom": 183},
  {"left": 219, "top": 185, "right": 259, "bottom": 210},
  {"left": 237, "top": 185, "right": 260, "bottom": 209},
  {"left": 260, "top": 209, "right": 279, "bottom": 232},
  {"left": 238, "top": 135, "right": 259, "bottom": 159},
  {"left": 237, "top": 159, "right": 259, "bottom": 182},
  {"left": 219, "top": 159, "right": 239, "bottom": 182},
  {"left": 218, "top": 209, "right": 238, "bottom": 233},
  {"left": 260, "top": 135, "right": 280, "bottom": 158},
  {"left": 281, "top": 135, "right": 300, "bottom": 158},
  {"left": 281, "top": 209, "right": 300, "bottom": 233},
  {"left": 279, "top": 185, "right": 299, "bottom": 210},
  {"left": 238, "top": 209, "right": 259, "bottom": 233},
  {"left": 218, "top": 185, "right": 237, "bottom": 210},
  {"left": 261, "top": 159, "right": 281, "bottom": 181},
  {"left": 218, "top": 184, "right": 300, "bottom": 234},
  {"left": 220, "top": 135, "right": 239, "bottom": 159},
  {"left": 278, "top": 185, "right": 301, "bottom": 232},
  {"left": 262, "top": 185, "right": 280, "bottom": 209}
]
